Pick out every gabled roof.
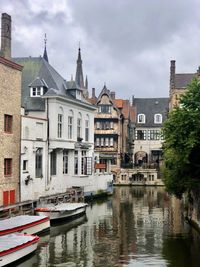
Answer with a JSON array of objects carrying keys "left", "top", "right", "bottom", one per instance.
[
  {"left": 29, "top": 77, "right": 48, "bottom": 88},
  {"left": 66, "top": 80, "right": 82, "bottom": 90},
  {"left": 13, "top": 56, "right": 94, "bottom": 111},
  {"left": 134, "top": 98, "right": 169, "bottom": 127},
  {"left": 175, "top": 73, "right": 195, "bottom": 88}
]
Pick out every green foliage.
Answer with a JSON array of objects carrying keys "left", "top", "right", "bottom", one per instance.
[{"left": 162, "top": 78, "right": 200, "bottom": 197}]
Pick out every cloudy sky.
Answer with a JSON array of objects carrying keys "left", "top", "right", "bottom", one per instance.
[{"left": 1, "top": 0, "right": 200, "bottom": 99}]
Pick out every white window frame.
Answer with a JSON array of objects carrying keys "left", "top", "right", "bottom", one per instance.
[
  {"left": 31, "top": 87, "right": 43, "bottom": 97},
  {"left": 96, "top": 138, "right": 100, "bottom": 146},
  {"left": 138, "top": 114, "right": 145, "bottom": 124},
  {"left": 57, "top": 114, "right": 63, "bottom": 138},
  {"left": 154, "top": 114, "right": 162, "bottom": 124},
  {"left": 85, "top": 116, "right": 89, "bottom": 141}
]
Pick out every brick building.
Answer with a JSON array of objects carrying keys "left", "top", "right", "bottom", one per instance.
[{"left": 0, "top": 13, "right": 22, "bottom": 206}]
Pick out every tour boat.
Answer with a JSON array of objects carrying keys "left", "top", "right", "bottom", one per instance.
[
  {"left": 0, "top": 215, "right": 50, "bottom": 236},
  {"left": 35, "top": 202, "right": 88, "bottom": 222},
  {"left": 0, "top": 233, "right": 39, "bottom": 266}
]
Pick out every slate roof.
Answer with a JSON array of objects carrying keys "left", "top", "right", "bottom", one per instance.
[
  {"left": 133, "top": 98, "right": 169, "bottom": 127},
  {"left": 175, "top": 73, "right": 195, "bottom": 88},
  {"left": 13, "top": 56, "right": 94, "bottom": 111}
]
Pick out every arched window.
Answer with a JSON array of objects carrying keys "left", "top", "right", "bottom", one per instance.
[
  {"left": 57, "top": 107, "right": 63, "bottom": 138},
  {"left": 68, "top": 110, "right": 74, "bottom": 139},
  {"left": 154, "top": 114, "right": 162, "bottom": 124},
  {"left": 77, "top": 112, "right": 82, "bottom": 139},
  {"left": 85, "top": 115, "right": 89, "bottom": 141},
  {"left": 138, "top": 114, "right": 145, "bottom": 123}
]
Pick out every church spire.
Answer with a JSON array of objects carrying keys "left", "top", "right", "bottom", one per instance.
[
  {"left": 75, "top": 47, "right": 84, "bottom": 89},
  {"left": 43, "top": 33, "right": 49, "bottom": 62},
  {"left": 85, "top": 75, "right": 88, "bottom": 89}
]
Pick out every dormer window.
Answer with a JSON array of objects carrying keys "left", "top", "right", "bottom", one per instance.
[
  {"left": 154, "top": 114, "right": 162, "bottom": 124},
  {"left": 31, "top": 87, "right": 44, "bottom": 97},
  {"left": 138, "top": 114, "right": 145, "bottom": 123}
]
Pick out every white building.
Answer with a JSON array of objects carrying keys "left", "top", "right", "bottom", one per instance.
[{"left": 15, "top": 49, "right": 113, "bottom": 202}]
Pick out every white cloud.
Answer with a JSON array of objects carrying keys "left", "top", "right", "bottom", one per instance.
[{"left": 1, "top": 0, "right": 200, "bottom": 98}]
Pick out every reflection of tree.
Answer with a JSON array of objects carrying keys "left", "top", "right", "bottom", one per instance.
[{"left": 162, "top": 231, "right": 200, "bottom": 267}]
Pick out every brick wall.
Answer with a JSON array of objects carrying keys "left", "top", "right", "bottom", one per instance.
[{"left": 0, "top": 59, "right": 22, "bottom": 206}]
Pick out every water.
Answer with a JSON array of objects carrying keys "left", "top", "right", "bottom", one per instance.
[{"left": 16, "top": 186, "right": 200, "bottom": 267}]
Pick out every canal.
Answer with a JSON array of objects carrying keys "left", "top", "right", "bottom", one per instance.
[{"left": 16, "top": 186, "right": 200, "bottom": 267}]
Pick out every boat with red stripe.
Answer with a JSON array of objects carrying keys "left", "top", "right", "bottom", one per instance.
[
  {"left": 0, "top": 234, "right": 39, "bottom": 266},
  {"left": 0, "top": 215, "right": 50, "bottom": 236}
]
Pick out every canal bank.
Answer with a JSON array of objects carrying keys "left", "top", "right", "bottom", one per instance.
[{"left": 14, "top": 186, "right": 200, "bottom": 267}]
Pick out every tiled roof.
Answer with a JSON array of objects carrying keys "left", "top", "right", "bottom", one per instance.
[
  {"left": 175, "top": 73, "right": 195, "bottom": 88},
  {"left": 113, "top": 99, "right": 123, "bottom": 109},
  {"left": 134, "top": 98, "right": 169, "bottom": 127},
  {"left": 13, "top": 56, "right": 94, "bottom": 111}
]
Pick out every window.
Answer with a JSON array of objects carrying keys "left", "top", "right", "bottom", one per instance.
[
  {"left": 135, "top": 130, "right": 146, "bottom": 140},
  {"left": 63, "top": 150, "right": 68, "bottom": 174},
  {"left": 36, "top": 122, "right": 43, "bottom": 140},
  {"left": 68, "top": 115, "right": 73, "bottom": 139},
  {"left": 86, "top": 157, "right": 92, "bottom": 175},
  {"left": 77, "top": 113, "right": 82, "bottom": 139},
  {"left": 4, "top": 114, "right": 12, "bottom": 133},
  {"left": 31, "top": 87, "right": 43, "bottom": 97},
  {"left": 105, "top": 138, "right": 109, "bottom": 146},
  {"left": 24, "top": 126, "right": 29, "bottom": 139},
  {"left": 96, "top": 122, "right": 100, "bottom": 129},
  {"left": 81, "top": 151, "right": 87, "bottom": 175},
  {"left": 101, "top": 138, "right": 104, "bottom": 146},
  {"left": 138, "top": 114, "right": 145, "bottom": 123},
  {"left": 98, "top": 105, "right": 111, "bottom": 113},
  {"left": 4, "top": 158, "right": 12, "bottom": 176},
  {"left": 148, "top": 130, "right": 161, "bottom": 140},
  {"left": 57, "top": 114, "right": 63, "bottom": 138},
  {"left": 50, "top": 150, "right": 57, "bottom": 176},
  {"left": 110, "top": 137, "right": 114, "bottom": 146},
  {"left": 23, "top": 160, "right": 28, "bottom": 172},
  {"left": 85, "top": 117, "right": 89, "bottom": 141},
  {"left": 96, "top": 138, "right": 100, "bottom": 146},
  {"left": 35, "top": 148, "right": 43, "bottom": 177},
  {"left": 74, "top": 150, "right": 78, "bottom": 175},
  {"left": 154, "top": 114, "right": 162, "bottom": 124}
]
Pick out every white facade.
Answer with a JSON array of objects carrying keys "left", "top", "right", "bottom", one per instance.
[{"left": 20, "top": 95, "right": 113, "bottom": 202}]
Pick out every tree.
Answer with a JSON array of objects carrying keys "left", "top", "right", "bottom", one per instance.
[{"left": 162, "top": 78, "right": 200, "bottom": 198}]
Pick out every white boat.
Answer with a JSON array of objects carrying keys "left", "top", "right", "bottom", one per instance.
[
  {"left": 0, "top": 233, "right": 39, "bottom": 266},
  {"left": 35, "top": 202, "right": 88, "bottom": 222},
  {"left": 0, "top": 215, "right": 50, "bottom": 236}
]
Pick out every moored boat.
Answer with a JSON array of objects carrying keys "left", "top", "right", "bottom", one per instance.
[
  {"left": 0, "top": 215, "right": 50, "bottom": 236},
  {"left": 0, "top": 234, "right": 39, "bottom": 266},
  {"left": 35, "top": 202, "right": 88, "bottom": 222}
]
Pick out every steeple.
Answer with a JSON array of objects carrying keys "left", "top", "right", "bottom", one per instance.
[
  {"left": 85, "top": 75, "right": 88, "bottom": 89},
  {"left": 75, "top": 47, "right": 84, "bottom": 89},
  {"left": 43, "top": 33, "right": 49, "bottom": 62}
]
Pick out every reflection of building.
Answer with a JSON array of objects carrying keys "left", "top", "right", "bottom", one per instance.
[
  {"left": 89, "top": 86, "right": 135, "bottom": 172},
  {"left": 133, "top": 97, "right": 168, "bottom": 168},
  {"left": 0, "top": 13, "right": 22, "bottom": 205}
]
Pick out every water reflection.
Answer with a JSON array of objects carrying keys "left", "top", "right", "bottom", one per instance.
[{"left": 16, "top": 187, "right": 200, "bottom": 267}]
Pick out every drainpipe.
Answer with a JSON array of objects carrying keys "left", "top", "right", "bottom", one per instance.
[{"left": 46, "top": 98, "right": 50, "bottom": 188}]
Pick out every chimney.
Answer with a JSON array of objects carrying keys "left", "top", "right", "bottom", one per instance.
[
  {"left": 1, "top": 13, "right": 11, "bottom": 59},
  {"left": 92, "top": 88, "right": 96, "bottom": 98},
  {"left": 132, "top": 95, "right": 135, "bottom": 106},
  {"left": 110, "top": 91, "right": 115, "bottom": 99},
  {"left": 170, "top": 60, "right": 176, "bottom": 90}
]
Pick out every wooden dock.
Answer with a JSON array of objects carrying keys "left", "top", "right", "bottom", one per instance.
[{"left": 0, "top": 187, "right": 84, "bottom": 218}]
